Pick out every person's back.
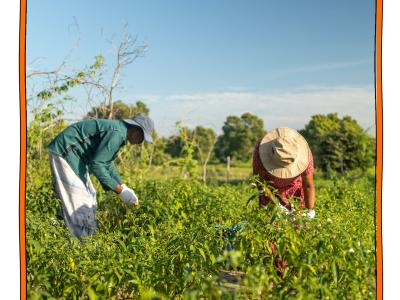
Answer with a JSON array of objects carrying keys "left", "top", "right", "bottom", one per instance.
[
  {"left": 48, "top": 119, "right": 128, "bottom": 187},
  {"left": 48, "top": 119, "right": 127, "bottom": 164}
]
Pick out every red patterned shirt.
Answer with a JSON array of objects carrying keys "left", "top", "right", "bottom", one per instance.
[{"left": 252, "top": 139, "right": 314, "bottom": 209}]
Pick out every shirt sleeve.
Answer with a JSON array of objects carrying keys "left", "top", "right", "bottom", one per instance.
[
  {"left": 88, "top": 130, "right": 125, "bottom": 191},
  {"left": 108, "top": 161, "right": 123, "bottom": 185}
]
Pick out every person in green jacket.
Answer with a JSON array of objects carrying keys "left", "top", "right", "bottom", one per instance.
[{"left": 47, "top": 113, "right": 154, "bottom": 238}]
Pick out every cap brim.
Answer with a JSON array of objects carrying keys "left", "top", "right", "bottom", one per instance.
[
  {"left": 123, "top": 119, "right": 153, "bottom": 143},
  {"left": 143, "top": 131, "right": 153, "bottom": 143}
]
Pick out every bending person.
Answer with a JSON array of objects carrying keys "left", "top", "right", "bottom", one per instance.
[
  {"left": 252, "top": 127, "right": 315, "bottom": 219},
  {"left": 47, "top": 113, "right": 154, "bottom": 238}
]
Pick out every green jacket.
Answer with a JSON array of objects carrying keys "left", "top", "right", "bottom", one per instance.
[{"left": 48, "top": 119, "right": 129, "bottom": 191}]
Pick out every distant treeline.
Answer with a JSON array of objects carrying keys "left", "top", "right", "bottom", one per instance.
[{"left": 28, "top": 98, "right": 375, "bottom": 181}]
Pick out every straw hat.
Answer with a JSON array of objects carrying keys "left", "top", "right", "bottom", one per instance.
[{"left": 259, "top": 127, "right": 310, "bottom": 179}]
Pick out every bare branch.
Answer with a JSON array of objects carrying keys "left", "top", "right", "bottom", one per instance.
[{"left": 106, "top": 26, "right": 148, "bottom": 119}]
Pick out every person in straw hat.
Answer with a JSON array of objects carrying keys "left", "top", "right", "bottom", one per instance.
[{"left": 252, "top": 127, "right": 316, "bottom": 219}]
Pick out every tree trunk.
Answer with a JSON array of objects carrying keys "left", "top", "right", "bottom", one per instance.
[
  {"left": 108, "top": 92, "right": 114, "bottom": 119},
  {"left": 202, "top": 160, "right": 208, "bottom": 185}
]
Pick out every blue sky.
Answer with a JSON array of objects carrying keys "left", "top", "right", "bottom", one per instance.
[{"left": 27, "top": 0, "right": 376, "bottom": 136}]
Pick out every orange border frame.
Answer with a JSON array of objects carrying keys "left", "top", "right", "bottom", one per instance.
[
  {"left": 18, "top": 1, "right": 383, "bottom": 299},
  {"left": 375, "top": 0, "right": 383, "bottom": 299},
  {"left": 20, "top": 0, "right": 27, "bottom": 299}
]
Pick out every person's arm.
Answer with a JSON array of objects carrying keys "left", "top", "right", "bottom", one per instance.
[
  {"left": 108, "top": 162, "right": 123, "bottom": 187},
  {"left": 301, "top": 172, "right": 315, "bottom": 209},
  {"left": 88, "top": 131, "right": 125, "bottom": 192},
  {"left": 252, "top": 140, "right": 271, "bottom": 207}
]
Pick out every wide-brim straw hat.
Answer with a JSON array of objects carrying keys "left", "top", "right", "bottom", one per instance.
[{"left": 259, "top": 127, "right": 310, "bottom": 179}]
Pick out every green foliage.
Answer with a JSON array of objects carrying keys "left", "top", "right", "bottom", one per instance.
[
  {"left": 300, "top": 113, "right": 375, "bottom": 173},
  {"left": 165, "top": 129, "right": 190, "bottom": 158},
  {"left": 28, "top": 89, "right": 69, "bottom": 187},
  {"left": 149, "top": 137, "right": 172, "bottom": 166},
  {"left": 27, "top": 161, "right": 376, "bottom": 299},
  {"left": 215, "top": 113, "right": 266, "bottom": 162},
  {"left": 85, "top": 100, "right": 149, "bottom": 120},
  {"left": 174, "top": 123, "right": 199, "bottom": 179},
  {"left": 28, "top": 101, "right": 67, "bottom": 160},
  {"left": 34, "top": 55, "right": 105, "bottom": 102},
  {"left": 193, "top": 126, "right": 217, "bottom": 162},
  {"left": 164, "top": 123, "right": 199, "bottom": 179},
  {"left": 27, "top": 54, "right": 106, "bottom": 173},
  {"left": 166, "top": 125, "right": 217, "bottom": 162},
  {"left": 115, "top": 134, "right": 172, "bottom": 183},
  {"left": 27, "top": 61, "right": 375, "bottom": 298}
]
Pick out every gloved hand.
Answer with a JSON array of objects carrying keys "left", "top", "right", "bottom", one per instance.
[
  {"left": 118, "top": 184, "right": 139, "bottom": 205},
  {"left": 278, "top": 204, "right": 295, "bottom": 215},
  {"left": 305, "top": 209, "right": 316, "bottom": 219},
  {"left": 277, "top": 204, "right": 289, "bottom": 214}
]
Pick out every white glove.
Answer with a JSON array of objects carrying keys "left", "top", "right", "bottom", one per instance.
[
  {"left": 118, "top": 184, "right": 139, "bottom": 205},
  {"left": 278, "top": 204, "right": 290, "bottom": 215},
  {"left": 305, "top": 209, "right": 316, "bottom": 219}
]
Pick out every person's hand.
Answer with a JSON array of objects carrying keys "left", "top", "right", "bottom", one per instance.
[
  {"left": 128, "top": 188, "right": 139, "bottom": 206},
  {"left": 278, "top": 204, "right": 295, "bottom": 215},
  {"left": 118, "top": 184, "right": 139, "bottom": 205},
  {"left": 277, "top": 204, "right": 289, "bottom": 214},
  {"left": 278, "top": 203, "right": 296, "bottom": 215},
  {"left": 304, "top": 209, "right": 316, "bottom": 219}
]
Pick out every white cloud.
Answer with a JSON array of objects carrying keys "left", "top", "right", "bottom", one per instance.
[
  {"left": 129, "top": 85, "right": 375, "bottom": 137},
  {"left": 264, "top": 59, "right": 372, "bottom": 81},
  {"left": 281, "top": 59, "right": 372, "bottom": 74}
]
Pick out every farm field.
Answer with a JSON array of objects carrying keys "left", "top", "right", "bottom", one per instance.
[
  {"left": 25, "top": 2, "right": 378, "bottom": 298},
  {"left": 27, "top": 170, "right": 376, "bottom": 299},
  {"left": 137, "top": 164, "right": 252, "bottom": 183}
]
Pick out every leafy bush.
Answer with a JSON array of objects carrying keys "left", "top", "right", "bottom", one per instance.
[
  {"left": 300, "top": 113, "right": 375, "bottom": 173},
  {"left": 27, "top": 171, "right": 376, "bottom": 299}
]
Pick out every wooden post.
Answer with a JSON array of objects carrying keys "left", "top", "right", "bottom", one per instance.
[{"left": 226, "top": 155, "right": 231, "bottom": 183}]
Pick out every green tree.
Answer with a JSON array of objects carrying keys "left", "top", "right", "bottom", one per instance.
[
  {"left": 85, "top": 100, "right": 149, "bottom": 119},
  {"left": 164, "top": 125, "right": 217, "bottom": 182},
  {"left": 193, "top": 126, "right": 217, "bottom": 184},
  {"left": 215, "top": 113, "right": 266, "bottom": 162},
  {"left": 165, "top": 126, "right": 216, "bottom": 159},
  {"left": 164, "top": 123, "right": 199, "bottom": 178},
  {"left": 300, "top": 113, "right": 375, "bottom": 173},
  {"left": 150, "top": 137, "right": 172, "bottom": 166},
  {"left": 193, "top": 126, "right": 217, "bottom": 161},
  {"left": 164, "top": 124, "right": 195, "bottom": 158}
]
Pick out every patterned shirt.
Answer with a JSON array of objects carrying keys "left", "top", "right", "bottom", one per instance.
[{"left": 252, "top": 139, "right": 314, "bottom": 209}]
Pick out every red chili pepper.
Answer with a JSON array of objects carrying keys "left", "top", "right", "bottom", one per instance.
[
  {"left": 275, "top": 257, "right": 288, "bottom": 276},
  {"left": 270, "top": 241, "right": 277, "bottom": 254}
]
